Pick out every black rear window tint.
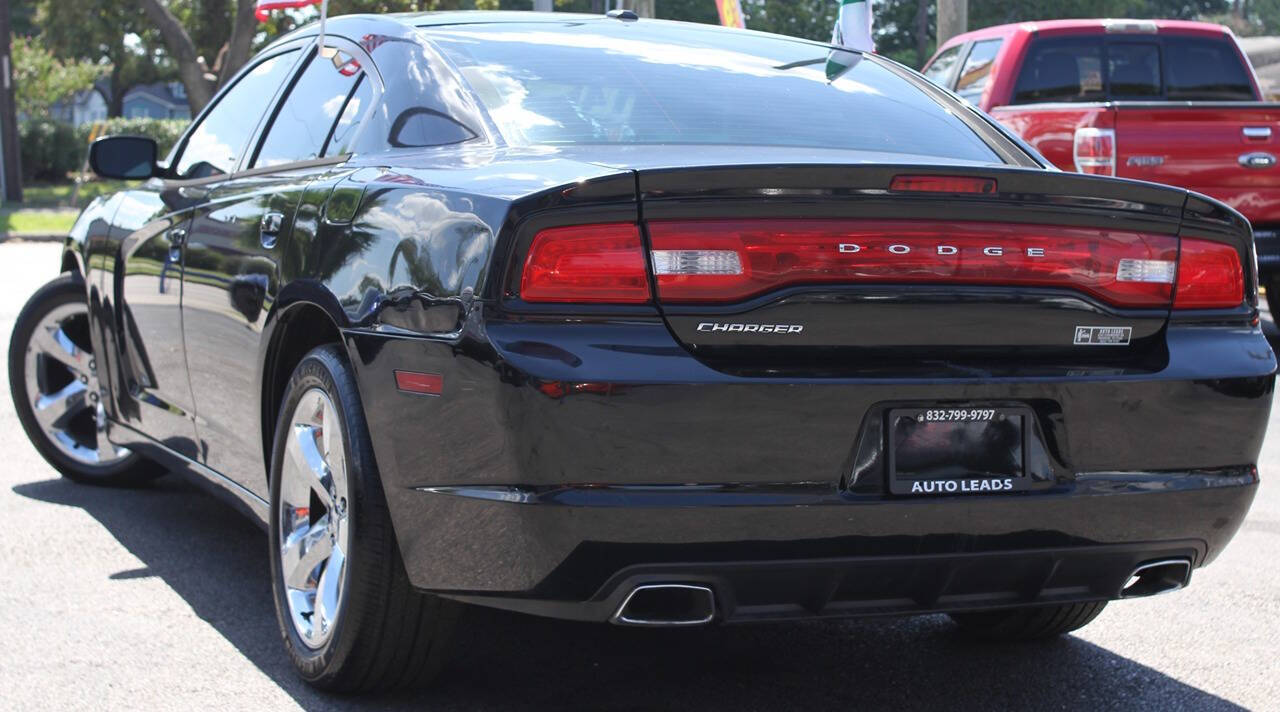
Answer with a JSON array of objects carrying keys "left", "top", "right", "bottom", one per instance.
[
  {"left": 424, "top": 23, "right": 1001, "bottom": 163},
  {"left": 1108, "top": 43, "right": 1161, "bottom": 98},
  {"left": 1164, "top": 36, "right": 1254, "bottom": 100},
  {"left": 1013, "top": 39, "right": 1105, "bottom": 104}
]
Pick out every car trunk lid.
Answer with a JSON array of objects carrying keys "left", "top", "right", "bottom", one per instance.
[{"left": 635, "top": 163, "right": 1189, "bottom": 375}]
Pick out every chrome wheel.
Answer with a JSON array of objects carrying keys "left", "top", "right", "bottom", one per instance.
[
  {"left": 278, "top": 387, "right": 351, "bottom": 649},
  {"left": 23, "top": 302, "right": 129, "bottom": 467}
]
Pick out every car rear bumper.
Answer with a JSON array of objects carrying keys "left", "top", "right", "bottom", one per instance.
[
  {"left": 345, "top": 318, "right": 1273, "bottom": 622},
  {"left": 401, "top": 469, "right": 1254, "bottom": 622}
]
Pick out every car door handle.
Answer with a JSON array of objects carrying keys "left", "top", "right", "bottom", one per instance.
[
  {"left": 261, "top": 211, "right": 285, "bottom": 235},
  {"left": 167, "top": 227, "right": 187, "bottom": 262},
  {"left": 260, "top": 211, "right": 285, "bottom": 248}
]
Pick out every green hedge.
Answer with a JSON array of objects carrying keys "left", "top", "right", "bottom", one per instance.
[
  {"left": 78, "top": 117, "right": 189, "bottom": 157},
  {"left": 19, "top": 117, "right": 190, "bottom": 183},
  {"left": 19, "top": 118, "right": 79, "bottom": 182}
]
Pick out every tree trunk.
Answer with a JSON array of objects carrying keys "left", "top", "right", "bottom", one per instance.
[
  {"left": 936, "top": 0, "right": 967, "bottom": 47},
  {"left": 218, "top": 0, "right": 258, "bottom": 90},
  {"left": 138, "top": 0, "right": 214, "bottom": 114},
  {"left": 107, "top": 63, "right": 125, "bottom": 118},
  {"left": 914, "top": 0, "right": 930, "bottom": 69}
]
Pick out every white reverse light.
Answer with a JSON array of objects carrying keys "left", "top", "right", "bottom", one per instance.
[
  {"left": 651, "top": 250, "right": 743, "bottom": 275},
  {"left": 1116, "top": 258, "right": 1176, "bottom": 283}
]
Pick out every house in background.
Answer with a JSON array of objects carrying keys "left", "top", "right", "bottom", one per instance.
[
  {"left": 49, "top": 82, "right": 109, "bottom": 126},
  {"left": 49, "top": 81, "right": 191, "bottom": 126},
  {"left": 122, "top": 82, "right": 191, "bottom": 121}
]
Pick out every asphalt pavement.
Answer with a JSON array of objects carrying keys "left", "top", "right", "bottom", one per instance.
[{"left": 0, "top": 241, "right": 1276, "bottom": 711}]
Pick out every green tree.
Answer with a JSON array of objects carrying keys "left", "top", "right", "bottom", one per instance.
[
  {"left": 10, "top": 36, "right": 108, "bottom": 117},
  {"left": 33, "top": 0, "right": 173, "bottom": 117}
]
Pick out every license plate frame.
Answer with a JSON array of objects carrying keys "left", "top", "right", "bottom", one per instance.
[{"left": 887, "top": 406, "right": 1034, "bottom": 496}]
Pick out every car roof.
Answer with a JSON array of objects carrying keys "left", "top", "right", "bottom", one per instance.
[
  {"left": 941, "top": 17, "right": 1233, "bottom": 47},
  {"left": 400, "top": 9, "right": 605, "bottom": 26},
  {"left": 270, "top": 10, "right": 832, "bottom": 53}
]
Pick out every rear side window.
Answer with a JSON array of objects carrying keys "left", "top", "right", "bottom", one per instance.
[
  {"left": 1165, "top": 36, "right": 1254, "bottom": 100},
  {"left": 254, "top": 50, "right": 363, "bottom": 167},
  {"left": 923, "top": 45, "right": 963, "bottom": 88},
  {"left": 425, "top": 24, "right": 1001, "bottom": 163},
  {"left": 1013, "top": 39, "right": 1105, "bottom": 104},
  {"left": 955, "top": 39, "right": 1003, "bottom": 103},
  {"left": 1108, "top": 43, "right": 1161, "bottom": 98},
  {"left": 325, "top": 76, "right": 374, "bottom": 157}
]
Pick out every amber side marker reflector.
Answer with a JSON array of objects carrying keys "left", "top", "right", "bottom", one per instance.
[
  {"left": 394, "top": 370, "right": 443, "bottom": 396},
  {"left": 890, "top": 175, "right": 997, "bottom": 194}
]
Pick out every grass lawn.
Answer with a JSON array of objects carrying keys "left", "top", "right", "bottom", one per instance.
[
  {"left": 0, "top": 208, "right": 77, "bottom": 236},
  {"left": 22, "top": 179, "right": 134, "bottom": 209},
  {"left": 0, "top": 179, "right": 138, "bottom": 237}
]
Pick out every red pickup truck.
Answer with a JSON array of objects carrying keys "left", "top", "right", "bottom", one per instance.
[{"left": 923, "top": 19, "right": 1280, "bottom": 308}]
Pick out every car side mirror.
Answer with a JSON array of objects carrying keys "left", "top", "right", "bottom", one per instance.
[{"left": 89, "top": 136, "right": 158, "bottom": 180}]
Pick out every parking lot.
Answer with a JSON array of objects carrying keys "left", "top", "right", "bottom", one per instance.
[{"left": 0, "top": 240, "right": 1276, "bottom": 711}]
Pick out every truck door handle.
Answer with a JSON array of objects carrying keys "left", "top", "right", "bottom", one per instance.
[
  {"left": 1244, "top": 126, "right": 1272, "bottom": 140},
  {"left": 166, "top": 227, "right": 186, "bottom": 262},
  {"left": 260, "top": 211, "right": 285, "bottom": 248}
]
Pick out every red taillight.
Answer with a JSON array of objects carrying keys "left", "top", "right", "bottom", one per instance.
[
  {"left": 648, "top": 219, "right": 1178, "bottom": 307},
  {"left": 520, "top": 224, "right": 651, "bottom": 303},
  {"left": 1174, "top": 238, "right": 1244, "bottom": 309},
  {"left": 1073, "top": 128, "right": 1116, "bottom": 176},
  {"left": 890, "top": 175, "right": 997, "bottom": 194}
]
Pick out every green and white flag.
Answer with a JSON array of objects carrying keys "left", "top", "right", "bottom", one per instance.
[{"left": 826, "top": 0, "right": 874, "bottom": 81}]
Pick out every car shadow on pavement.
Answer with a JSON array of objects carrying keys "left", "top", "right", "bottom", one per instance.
[{"left": 14, "top": 475, "right": 1247, "bottom": 711}]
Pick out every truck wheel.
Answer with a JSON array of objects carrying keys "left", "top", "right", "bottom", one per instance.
[
  {"left": 9, "top": 273, "right": 163, "bottom": 486},
  {"left": 268, "top": 344, "right": 459, "bottom": 692},
  {"left": 948, "top": 601, "right": 1107, "bottom": 641}
]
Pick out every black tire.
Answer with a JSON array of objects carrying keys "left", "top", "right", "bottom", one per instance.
[
  {"left": 8, "top": 273, "right": 163, "bottom": 487},
  {"left": 268, "top": 344, "right": 459, "bottom": 693},
  {"left": 948, "top": 601, "right": 1107, "bottom": 641},
  {"left": 1265, "top": 278, "right": 1280, "bottom": 318}
]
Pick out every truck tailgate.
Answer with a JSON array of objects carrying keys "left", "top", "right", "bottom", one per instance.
[{"left": 1115, "top": 103, "right": 1280, "bottom": 224}]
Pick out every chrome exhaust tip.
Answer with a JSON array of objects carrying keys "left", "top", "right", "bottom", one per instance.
[
  {"left": 1120, "top": 558, "right": 1192, "bottom": 599},
  {"left": 611, "top": 584, "right": 716, "bottom": 626}
]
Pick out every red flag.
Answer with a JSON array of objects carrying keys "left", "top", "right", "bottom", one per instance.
[{"left": 255, "top": 0, "right": 323, "bottom": 22}]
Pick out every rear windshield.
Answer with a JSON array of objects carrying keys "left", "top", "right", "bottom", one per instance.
[
  {"left": 1164, "top": 36, "right": 1254, "bottom": 100},
  {"left": 1013, "top": 39, "right": 1105, "bottom": 104},
  {"left": 1013, "top": 35, "right": 1256, "bottom": 104},
  {"left": 423, "top": 22, "right": 1002, "bottom": 163}
]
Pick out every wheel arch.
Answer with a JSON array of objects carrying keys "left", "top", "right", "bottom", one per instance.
[
  {"left": 259, "top": 283, "right": 351, "bottom": 473},
  {"left": 60, "top": 241, "right": 83, "bottom": 278}
]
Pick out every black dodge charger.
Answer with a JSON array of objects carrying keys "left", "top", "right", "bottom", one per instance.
[{"left": 9, "top": 10, "right": 1274, "bottom": 692}]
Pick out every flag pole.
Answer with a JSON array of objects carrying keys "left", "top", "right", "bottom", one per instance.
[{"left": 317, "top": 0, "right": 335, "bottom": 58}]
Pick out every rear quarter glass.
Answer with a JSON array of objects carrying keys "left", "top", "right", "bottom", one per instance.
[{"left": 422, "top": 23, "right": 1003, "bottom": 163}]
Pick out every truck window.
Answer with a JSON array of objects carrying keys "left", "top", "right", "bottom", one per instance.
[
  {"left": 1164, "top": 36, "right": 1255, "bottom": 101},
  {"left": 923, "top": 45, "right": 963, "bottom": 88},
  {"left": 1108, "top": 43, "right": 1161, "bottom": 98},
  {"left": 1013, "top": 39, "right": 1105, "bottom": 104},
  {"left": 955, "top": 39, "right": 1003, "bottom": 103}
]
